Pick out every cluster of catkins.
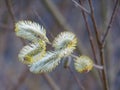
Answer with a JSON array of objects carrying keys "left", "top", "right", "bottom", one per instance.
[{"left": 15, "top": 20, "right": 94, "bottom": 74}]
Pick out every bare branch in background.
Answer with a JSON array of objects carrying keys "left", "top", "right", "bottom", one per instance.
[
  {"left": 42, "top": 74, "right": 61, "bottom": 90},
  {"left": 88, "top": 0, "right": 101, "bottom": 45},
  {"left": 102, "top": 0, "right": 119, "bottom": 44},
  {"left": 11, "top": 68, "right": 29, "bottom": 90},
  {"left": 78, "top": 0, "right": 98, "bottom": 65},
  {"left": 64, "top": 57, "right": 85, "bottom": 90},
  {"left": 72, "top": 0, "right": 90, "bottom": 15},
  {"left": 5, "top": 0, "right": 16, "bottom": 24},
  {"left": 87, "top": 0, "right": 110, "bottom": 90},
  {"left": 68, "top": 66, "right": 85, "bottom": 90}
]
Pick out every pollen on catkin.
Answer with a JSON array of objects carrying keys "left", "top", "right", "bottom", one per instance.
[
  {"left": 74, "top": 55, "right": 93, "bottom": 73},
  {"left": 15, "top": 20, "right": 50, "bottom": 43},
  {"left": 52, "top": 31, "right": 77, "bottom": 57},
  {"left": 18, "top": 40, "right": 46, "bottom": 65},
  {"left": 29, "top": 51, "right": 61, "bottom": 73}
]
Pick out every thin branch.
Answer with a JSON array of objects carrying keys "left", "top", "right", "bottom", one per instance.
[
  {"left": 99, "top": 0, "right": 119, "bottom": 90},
  {"left": 102, "top": 0, "right": 119, "bottom": 44},
  {"left": 88, "top": 0, "right": 101, "bottom": 45},
  {"left": 78, "top": 0, "right": 98, "bottom": 65},
  {"left": 64, "top": 57, "right": 85, "bottom": 90},
  {"left": 11, "top": 68, "right": 29, "bottom": 90},
  {"left": 68, "top": 67, "right": 85, "bottom": 90},
  {"left": 42, "top": 74, "right": 60, "bottom": 90},
  {"left": 99, "top": 45, "right": 109, "bottom": 90},
  {"left": 88, "top": 1, "right": 109, "bottom": 89},
  {"left": 93, "top": 64, "right": 103, "bottom": 70},
  {"left": 5, "top": 0, "right": 16, "bottom": 24},
  {"left": 72, "top": 0, "right": 91, "bottom": 15}
]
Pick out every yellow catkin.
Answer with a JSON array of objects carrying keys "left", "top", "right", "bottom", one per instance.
[{"left": 74, "top": 55, "right": 93, "bottom": 73}]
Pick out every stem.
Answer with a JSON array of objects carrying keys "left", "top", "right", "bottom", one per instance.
[
  {"left": 68, "top": 66, "right": 85, "bottom": 90},
  {"left": 88, "top": 0, "right": 101, "bottom": 45},
  {"left": 5, "top": 0, "right": 16, "bottom": 24},
  {"left": 102, "top": 0, "right": 119, "bottom": 44},
  {"left": 72, "top": 0, "right": 90, "bottom": 15},
  {"left": 43, "top": 74, "right": 60, "bottom": 90},
  {"left": 93, "top": 64, "right": 103, "bottom": 70},
  {"left": 88, "top": 0, "right": 109, "bottom": 90},
  {"left": 100, "top": 45, "right": 109, "bottom": 90},
  {"left": 78, "top": 0, "right": 98, "bottom": 64},
  {"left": 64, "top": 57, "right": 85, "bottom": 90},
  {"left": 11, "top": 68, "right": 29, "bottom": 90}
]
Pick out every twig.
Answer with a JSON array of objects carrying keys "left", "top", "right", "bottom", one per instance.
[
  {"left": 5, "top": 0, "right": 16, "bottom": 24},
  {"left": 88, "top": 0, "right": 101, "bottom": 45},
  {"left": 64, "top": 57, "right": 85, "bottom": 90},
  {"left": 78, "top": 0, "right": 98, "bottom": 64},
  {"left": 11, "top": 68, "right": 29, "bottom": 90},
  {"left": 88, "top": 0, "right": 109, "bottom": 90},
  {"left": 72, "top": 0, "right": 90, "bottom": 15},
  {"left": 68, "top": 66, "right": 85, "bottom": 90},
  {"left": 102, "top": 0, "right": 119, "bottom": 44},
  {"left": 100, "top": 0, "right": 119, "bottom": 90},
  {"left": 69, "top": 56, "right": 85, "bottom": 90},
  {"left": 42, "top": 74, "right": 60, "bottom": 90},
  {"left": 93, "top": 64, "right": 103, "bottom": 70},
  {"left": 99, "top": 45, "right": 109, "bottom": 90}
]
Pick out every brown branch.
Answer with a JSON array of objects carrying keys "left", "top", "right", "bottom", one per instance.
[
  {"left": 88, "top": 0, "right": 101, "bottom": 45},
  {"left": 88, "top": 0, "right": 109, "bottom": 90},
  {"left": 99, "top": 0, "right": 119, "bottom": 90},
  {"left": 42, "top": 74, "right": 60, "bottom": 90},
  {"left": 72, "top": 0, "right": 91, "bottom": 15},
  {"left": 99, "top": 45, "right": 109, "bottom": 90},
  {"left": 11, "top": 68, "right": 29, "bottom": 90},
  {"left": 68, "top": 67, "right": 85, "bottom": 90},
  {"left": 64, "top": 57, "right": 85, "bottom": 90},
  {"left": 78, "top": 0, "right": 98, "bottom": 64},
  {"left": 102, "top": 0, "right": 119, "bottom": 44},
  {"left": 5, "top": 0, "right": 16, "bottom": 24}
]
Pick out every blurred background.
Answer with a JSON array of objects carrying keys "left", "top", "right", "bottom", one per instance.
[{"left": 0, "top": 0, "right": 120, "bottom": 90}]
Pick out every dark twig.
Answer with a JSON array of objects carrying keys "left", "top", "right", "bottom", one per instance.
[
  {"left": 102, "top": 0, "right": 119, "bottom": 44},
  {"left": 100, "top": 0, "right": 119, "bottom": 90},
  {"left": 64, "top": 57, "right": 85, "bottom": 90},
  {"left": 88, "top": 0, "right": 101, "bottom": 45},
  {"left": 5, "top": 0, "right": 16, "bottom": 24},
  {"left": 65, "top": 57, "right": 85, "bottom": 90},
  {"left": 78, "top": 0, "right": 103, "bottom": 85},
  {"left": 99, "top": 45, "right": 109, "bottom": 90},
  {"left": 68, "top": 66, "right": 85, "bottom": 90},
  {"left": 88, "top": 0, "right": 109, "bottom": 90},
  {"left": 72, "top": 0, "right": 91, "bottom": 15},
  {"left": 12, "top": 68, "right": 29, "bottom": 90},
  {"left": 42, "top": 74, "right": 60, "bottom": 90},
  {"left": 78, "top": 0, "right": 98, "bottom": 64}
]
